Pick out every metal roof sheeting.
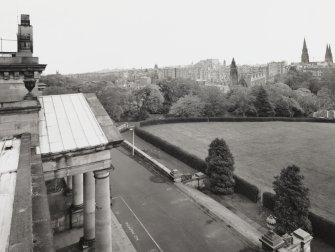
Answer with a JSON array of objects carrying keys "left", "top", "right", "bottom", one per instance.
[{"left": 38, "top": 93, "right": 108, "bottom": 155}]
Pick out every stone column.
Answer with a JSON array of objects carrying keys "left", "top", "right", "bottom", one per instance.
[
  {"left": 65, "top": 176, "right": 73, "bottom": 196},
  {"left": 94, "top": 169, "right": 112, "bottom": 252},
  {"left": 72, "top": 174, "right": 83, "bottom": 207},
  {"left": 79, "top": 172, "right": 95, "bottom": 249},
  {"left": 67, "top": 176, "right": 73, "bottom": 190},
  {"left": 71, "top": 174, "right": 84, "bottom": 228}
]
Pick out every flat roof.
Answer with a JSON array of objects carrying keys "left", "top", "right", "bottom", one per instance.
[
  {"left": 0, "top": 137, "right": 20, "bottom": 252},
  {"left": 38, "top": 93, "right": 109, "bottom": 155}
]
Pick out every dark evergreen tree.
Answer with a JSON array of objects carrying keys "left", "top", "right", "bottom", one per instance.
[
  {"left": 273, "top": 165, "right": 312, "bottom": 235},
  {"left": 230, "top": 58, "right": 238, "bottom": 86},
  {"left": 254, "top": 86, "right": 275, "bottom": 117},
  {"left": 205, "top": 138, "right": 235, "bottom": 194}
]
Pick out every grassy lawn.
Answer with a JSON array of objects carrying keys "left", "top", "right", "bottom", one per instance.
[{"left": 144, "top": 122, "right": 335, "bottom": 223}]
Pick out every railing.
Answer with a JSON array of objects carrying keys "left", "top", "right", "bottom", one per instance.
[
  {"left": 117, "top": 123, "right": 129, "bottom": 132},
  {"left": 313, "top": 110, "right": 335, "bottom": 119}
]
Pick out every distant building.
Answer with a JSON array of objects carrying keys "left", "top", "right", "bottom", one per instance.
[
  {"left": 230, "top": 58, "right": 238, "bottom": 86},
  {"left": 267, "top": 61, "right": 287, "bottom": 81},
  {"left": 325, "top": 44, "right": 333, "bottom": 65},
  {"left": 242, "top": 71, "right": 267, "bottom": 87},
  {"left": 301, "top": 38, "right": 310, "bottom": 64}
]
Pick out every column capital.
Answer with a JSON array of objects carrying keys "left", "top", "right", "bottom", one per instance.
[{"left": 94, "top": 169, "right": 111, "bottom": 180}]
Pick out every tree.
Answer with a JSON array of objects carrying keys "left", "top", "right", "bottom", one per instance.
[
  {"left": 157, "top": 78, "right": 200, "bottom": 112},
  {"left": 317, "top": 87, "right": 335, "bottom": 109},
  {"left": 205, "top": 138, "right": 235, "bottom": 194},
  {"left": 273, "top": 165, "right": 312, "bottom": 235},
  {"left": 169, "top": 95, "right": 205, "bottom": 117},
  {"left": 129, "top": 85, "right": 164, "bottom": 120},
  {"left": 199, "top": 86, "right": 228, "bottom": 117},
  {"left": 293, "top": 89, "right": 319, "bottom": 116},
  {"left": 228, "top": 86, "right": 256, "bottom": 117},
  {"left": 273, "top": 97, "right": 291, "bottom": 117},
  {"left": 254, "top": 86, "right": 275, "bottom": 117}
]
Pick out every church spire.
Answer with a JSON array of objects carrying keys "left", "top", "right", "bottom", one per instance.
[
  {"left": 230, "top": 58, "right": 238, "bottom": 85},
  {"left": 325, "top": 44, "right": 333, "bottom": 65},
  {"left": 301, "top": 38, "right": 309, "bottom": 64},
  {"left": 230, "top": 58, "right": 238, "bottom": 86}
]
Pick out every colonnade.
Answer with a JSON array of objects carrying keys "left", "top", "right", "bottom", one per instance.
[{"left": 66, "top": 169, "right": 112, "bottom": 251}]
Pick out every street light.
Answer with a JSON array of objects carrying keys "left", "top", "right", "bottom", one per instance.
[{"left": 129, "top": 127, "right": 135, "bottom": 156}]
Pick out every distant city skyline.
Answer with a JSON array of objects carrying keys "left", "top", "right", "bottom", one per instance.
[{"left": 1, "top": 0, "right": 335, "bottom": 74}]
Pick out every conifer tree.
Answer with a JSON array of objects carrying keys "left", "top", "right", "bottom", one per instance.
[
  {"left": 273, "top": 165, "right": 312, "bottom": 235},
  {"left": 205, "top": 138, "right": 235, "bottom": 194},
  {"left": 254, "top": 86, "right": 275, "bottom": 117}
]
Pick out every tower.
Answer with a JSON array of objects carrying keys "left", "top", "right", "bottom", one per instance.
[
  {"left": 230, "top": 58, "right": 238, "bottom": 85},
  {"left": 301, "top": 38, "right": 309, "bottom": 64},
  {"left": 17, "top": 14, "right": 33, "bottom": 56},
  {"left": 325, "top": 44, "right": 333, "bottom": 65}
]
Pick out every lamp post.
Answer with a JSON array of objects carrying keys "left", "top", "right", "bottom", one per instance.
[{"left": 129, "top": 127, "right": 135, "bottom": 156}]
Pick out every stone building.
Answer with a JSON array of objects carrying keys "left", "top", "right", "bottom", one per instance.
[
  {"left": 325, "top": 44, "right": 333, "bottom": 65},
  {"left": 301, "top": 39, "right": 310, "bottom": 64},
  {"left": 260, "top": 229, "right": 312, "bottom": 252},
  {"left": 0, "top": 14, "right": 124, "bottom": 252},
  {"left": 230, "top": 58, "right": 238, "bottom": 86}
]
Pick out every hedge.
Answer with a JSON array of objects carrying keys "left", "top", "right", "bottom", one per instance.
[
  {"left": 135, "top": 127, "right": 207, "bottom": 173},
  {"left": 135, "top": 126, "right": 260, "bottom": 202},
  {"left": 139, "top": 116, "right": 335, "bottom": 127},
  {"left": 262, "top": 191, "right": 335, "bottom": 246},
  {"left": 262, "top": 192, "right": 275, "bottom": 211},
  {"left": 309, "top": 212, "right": 335, "bottom": 246},
  {"left": 234, "top": 176, "right": 260, "bottom": 203}
]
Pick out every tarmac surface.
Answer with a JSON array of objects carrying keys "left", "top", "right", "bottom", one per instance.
[{"left": 110, "top": 147, "right": 254, "bottom": 252}]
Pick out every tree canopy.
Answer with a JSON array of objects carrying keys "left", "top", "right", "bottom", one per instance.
[
  {"left": 205, "top": 138, "right": 235, "bottom": 194},
  {"left": 273, "top": 165, "right": 312, "bottom": 235}
]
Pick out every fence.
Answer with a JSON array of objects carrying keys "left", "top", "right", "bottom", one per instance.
[{"left": 313, "top": 110, "right": 335, "bottom": 119}]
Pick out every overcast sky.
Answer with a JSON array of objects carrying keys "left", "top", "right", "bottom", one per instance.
[{"left": 1, "top": 0, "right": 334, "bottom": 74}]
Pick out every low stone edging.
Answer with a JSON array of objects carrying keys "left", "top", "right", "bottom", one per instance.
[{"left": 121, "top": 140, "right": 178, "bottom": 181}]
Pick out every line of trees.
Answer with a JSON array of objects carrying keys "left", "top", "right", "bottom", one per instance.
[{"left": 41, "top": 67, "right": 335, "bottom": 122}]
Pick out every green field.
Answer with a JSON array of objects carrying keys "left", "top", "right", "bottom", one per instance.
[{"left": 144, "top": 122, "right": 335, "bottom": 222}]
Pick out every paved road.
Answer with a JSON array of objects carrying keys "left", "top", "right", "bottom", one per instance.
[{"left": 110, "top": 147, "right": 253, "bottom": 252}]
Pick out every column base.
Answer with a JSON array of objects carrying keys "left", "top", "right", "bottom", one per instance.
[
  {"left": 79, "top": 237, "right": 95, "bottom": 251},
  {"left": 70, "top": 204, "right": 84, "bottom": 228},
  {"left": 64, "top": 188, "right": 72, "bottom": 196}
]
